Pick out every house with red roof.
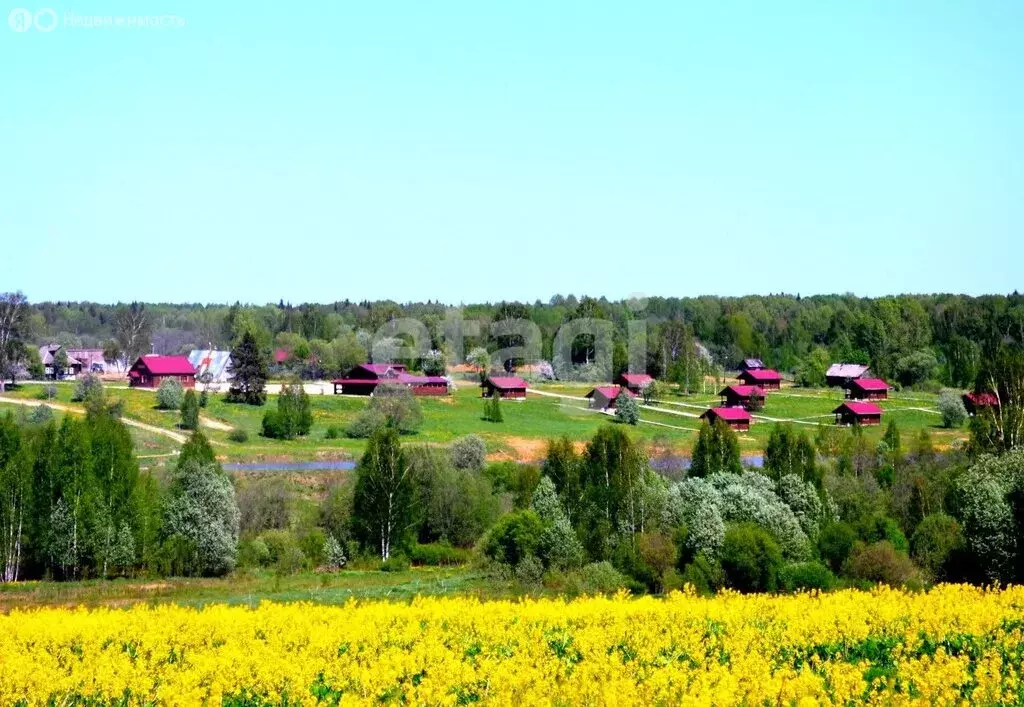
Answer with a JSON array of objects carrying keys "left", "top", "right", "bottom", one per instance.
[
  {"left": 736, "top": 368, "right": 782, "bottom": 390},
  {"left": 832, "top": 401, "right": 883, "bottom": 426},
  {"left": 962, "top": 391, "right": 999, "bottom": 416},
  {"left": 332, "top": 363, "right": 447, "bottom": 396},
  {"left": 128, "top": 355, "right": 196, "bottom": 389},
  {"left": 700, "top": 407, "right": 751, "bottom": 431},
  {"left": 586, "top": 385, "right": 635, "bottom": 411},
  {"left": 482, "top": 376, "right": 528, "bottom": 400},
  {"left": 614, "top": 373, "right": 654, "bottom": 395},
  {"left": 719, "top": 385, "right": 765, "bottom": 410},
  {"left": 739, "top": 359, "right": 764, "bottom": 371},
  {"left": 846, "top": 378, "right": 890, "bottom": 401}
]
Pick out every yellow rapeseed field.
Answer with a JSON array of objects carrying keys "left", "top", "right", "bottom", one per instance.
[{"left": 2, "top": 585, "right": 1024, "bottom": 705}]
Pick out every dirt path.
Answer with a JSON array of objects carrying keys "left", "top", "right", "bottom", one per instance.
[{"left": 0, "top": 396, "right": 189, "bottom": 444}]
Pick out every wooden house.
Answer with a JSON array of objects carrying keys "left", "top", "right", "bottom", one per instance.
[
  {"left": 832, "top": 401, "right": 882, "bottom": 426},
  {"left": 846, "top": 378, "right": 889, "bottom": 400},
  {"left": 586, "top": 385, "right": 634, "bottom": 411},
  {"left": 700, "top": 407, "right": 752, "bottom": 431},
  {"left": 962, "top": 391, "right": 999, "bottom": 416},
  {"left": 38, "top": 345, "right": 83, "bottom": 380},
  {"left": 718, "top": 385, "right": 765, "bottom": 410},
  {"left": 128, "top": 355, "right": 196, "bottom": 389},
  {"left": 332, "top": 363, "right": 447, "bottom": 396},
  {"left": 826, "top": 363, "right": 870, "bottom": 388},
  {"left": 614, "top": 372, "right": 654, "bottom": 395},
  {"left": 482, "top": 376, "right": 528, "bottom": 400},
  {"left": 737, "top": 368, "right": 782, "bottom": 391}
]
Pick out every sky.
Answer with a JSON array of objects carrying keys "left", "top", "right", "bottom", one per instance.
[{"left": 1, "top": 1, "right": 1022, "bottom": 305}]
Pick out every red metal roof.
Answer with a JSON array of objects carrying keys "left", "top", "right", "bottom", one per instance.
[
  {"left": 618, "top": 373, "right": 653, "bottom": 386},
  {"left": 850, "top": 378, "right": 889, "bottom": 391},
  {"left": 586, "top": 386, "right": 635, "bottom": 399},
  {"left": 487, "top": 376, "right": 528, "bottom": 390},
  {"left": 132, "top": 355, "right": 196, "bottom": 376},
  {"left": 740, "top": 368, "right": 781, "bottom": 381},
  {"left": 833, "top": 401, "right": 883, "bottom": 416},
  {"left": 719, "top": 385, "right": 765, "bottom": 397},
  {"left": 702, "top": 407, "right": 751, "bottom": 421},
  {"left": 963, "top": 391, "right": 998, "bottom": 406}
]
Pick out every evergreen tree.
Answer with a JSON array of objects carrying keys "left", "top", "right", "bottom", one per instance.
[
  {"left": 484, "top": 390, "right": 504, "bottom": 422},
  {"left": 690, "top": 419, "right": 742, "bottom": 478},
  {"left": 764, "top": 425, "right": 816, "bottom": 483},
  {"left": 180, "top": 389, "right": 200, "bottom": 430},
  {"left": 227, "top": 329, "right": 268, "bottom": 405},
  {"left": 179, "top": 431, "right": 217, "bottom": 470},
  {"left": 614, "top": 389, "right": 640, "bottom": 425}
]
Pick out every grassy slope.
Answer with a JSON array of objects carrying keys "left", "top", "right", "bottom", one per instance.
[{"left": 0, "top": 380, "right": 966, "bottom": 462}]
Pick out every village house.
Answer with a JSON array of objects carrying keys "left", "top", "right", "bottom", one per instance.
[
  {"left": 614, "top": 372, "right": 654, "bottom": 395},
  {"left": 962, "top": 391, "right": 999, "bottom": 416},
  {"left": 481, "top": 376, "right": 528, "bottom": 400},
  {"left": 846, "top": 378, "right": 890, "bottom": 401},
  {"left": 739, "top": 358, "right": 764, "bottom": 371},
  {"left": 736, "top": 368, "right": 782, "bottom": 390},
  {"left": 586, "top": 385, "right": 635, "bottom": 411},
  {"left": 66, "top": 349, "right": 107, "bottom": 374},
  {"left": 700, "top": 407, "right": 752, "bottom": 431},
  {"left": 719, "top": 385, "right": 765, "bottom": 410},
  {"left": 38, "top": 345, "right": 83, "bottom": 380},
  {"left": 332, "top": 363, "right": 449, "bottom": 396},
  {"left": 832, "top": 401, "right": 883, "bottom": 426},
  {"left": 128, "top": 355, "right": 197, "bottom": 389},
  {"left": 825, "top": 363, "right": 871, "bottom": 388}
]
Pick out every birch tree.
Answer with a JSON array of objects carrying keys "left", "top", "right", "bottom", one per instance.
[{"left": 353, "top": 426, "right": 415, "bottom": 561}]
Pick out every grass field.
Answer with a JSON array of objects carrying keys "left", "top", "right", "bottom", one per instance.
[{"left": 0, "top": 378, "right": 967, "bottom": 464}]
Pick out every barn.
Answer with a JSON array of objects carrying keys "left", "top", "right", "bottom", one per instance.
[
  {"left": 846, "top": 378, "right": 890, "bottom": 400},
  {"left": 700, "top": 407, "right": 752, "bottom": 431},
  {"left": 737, "top": 368, "right": 782, "bottom": 390},
  {"left": 482, "top": 376, "right": 528, "bottom": 400},
  {"left": 614, "top": 373, "right": 654, "bottom": 395},
  {"left": 719, "top": 385, "right": 765, "bottom": 410},
  {"left": 586, "top": 385, "right": 635, "bottom": 411},
  {"left": 826, "top": 363, "right": 870, "bottom": 388},
  {"left": 128, "top": 355, "right": 196, "bottom": 389},
  {"left": 832, "top": 401, "right": 883, "bottom": 426},
  {"left": 962, "top": 391, "right": 999, "bottom": 416}
]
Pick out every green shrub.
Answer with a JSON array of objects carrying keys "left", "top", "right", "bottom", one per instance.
[
  {"left": 846, "top": 541, "right": 921, "bottom": 587},
  {"left": 28, "top": 404, "right": 53, "bottom": 425},
  {"left": 379, "top": 553, "right": 411, "bottom": 572},
  {"left": 37, "top": 384, "right": 58, "bottom": 401},
  {"left": 780, "top": 561, "right": 836, "bottom": 592},
  {"left": 237, "top": 537, "right": 272, "bottom": 568},
  {"left": 71, "top": 373, "right": 103, "bottom": 402},
  {"left": 324, "top": 425, "right": 341, "bottom": 440},
  {"left": 911, "top": 513, "right": 964, "bottom": 581},
  {"left": 156, "top": 377, "right": 185, "bottom": 410},
  {"left": 481, "top": 510, "right": 544, "bottom": 566},
  {"left": 859, "top": 514, "right": 909, "bottom": 554},
  {"left": 450, "top": 435, "right": 487, "bottom": 470},
  {"left": 938, "top": 389, "right": 968, "bottom": 428},
  {"left": 409, "top": 542, "right": 471, "bottom": 566},
  {"left": 180, "top": 389, "right": 200, "bottom": 430},
  {"left": 818, "top": 521, "right": 858, "bottom": 574},
  {"left": 298, "top": 528, "right": 327, "bottom": 567},
  {"left": 680, "top": 554, "right": 725, "bottom": 595},
  {"left": 228, "top": 428, "right": 249, "bottom": 443},
  {"left": 720, "top": 523, "right": 783, "bottom": 593},
  {"left": 579, "top": 561, "right": 628, "bottom": 593},
  {"left": 514, "top": 555, "right": 544, "bottom": 587},
  {"left": 259, "top": 529, "right": 308, "bottom": 573}
]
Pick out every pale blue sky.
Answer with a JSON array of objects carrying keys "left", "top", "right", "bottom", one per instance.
[{"left": 1, "top": 1, "right": 1021, "bottom": 304}]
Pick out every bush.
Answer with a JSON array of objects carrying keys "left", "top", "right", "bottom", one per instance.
[
  {"left": 228, "top": 428, "right": 249, "bottom": 443},
  {"left": 514, "top": 555, "right": 545, "bottom": 587},
  {"left": 483, "top": 391, "right": 504, "bottom": 423},
  {"left": 324, "top": 425, "right": 341, "bottom": 440},
  {"left": 156, "top": 377, "right": 185, "bottom": 410},
  {"left": 324, "top": 535, "right": 347, "bottom": 569},
  {"left": 911, "top": 513, "right": 964, "bottom": 581},
  {"left": 450, "top": 435, "right": 487, "bottom": 471},
  {"left": 298, "top": 528, "right": 327, "bottom": 567},
  {"left": 720, "top": 523, "right": 783, "bottom": 593},
  {"left": 199, "top": 389, "right": 209, "bottom": 408},
  {"left": 237, "top": 537, "right": 272, "bottom": 568},
  {"left": 71, "top": 373, "right": 103, "bottom": 402},
  {"left": 29, "top": 404, "right": 53, "bottom": 425},
  {"left": 818, "top": 522, "right": 858, "bottom": 574},
  {"left": 779, "top": 562, "right": 836, "bottom": 592},
  {"left": 380, "top": 553, "right": 411, "bottom": 572},
  {"left": 680, "top": 554, "right": 725, "bottom": 595},
  {"left": 481, "top": 510, "right": 544, "bottom": 566},
  {"left": 937, "top": 389, "right": 968, "bottom": 429},
  {"left": 37, "top": 384, "right": 58, "bottom": 401},
  {"left": 846, "top": 541, "right": 921, "bottom": 587},
  {"left": 859, "top": 514, "right": 909, "bottom": 554},
  {"left": 578, "top": 561, "right": 628, "bottom": 593},
  {"left": 262, "top": 384, "right": 314, "bottom": 439},
  {"left": 409, "top": 542, "right": 471, "bottom": 566}
]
